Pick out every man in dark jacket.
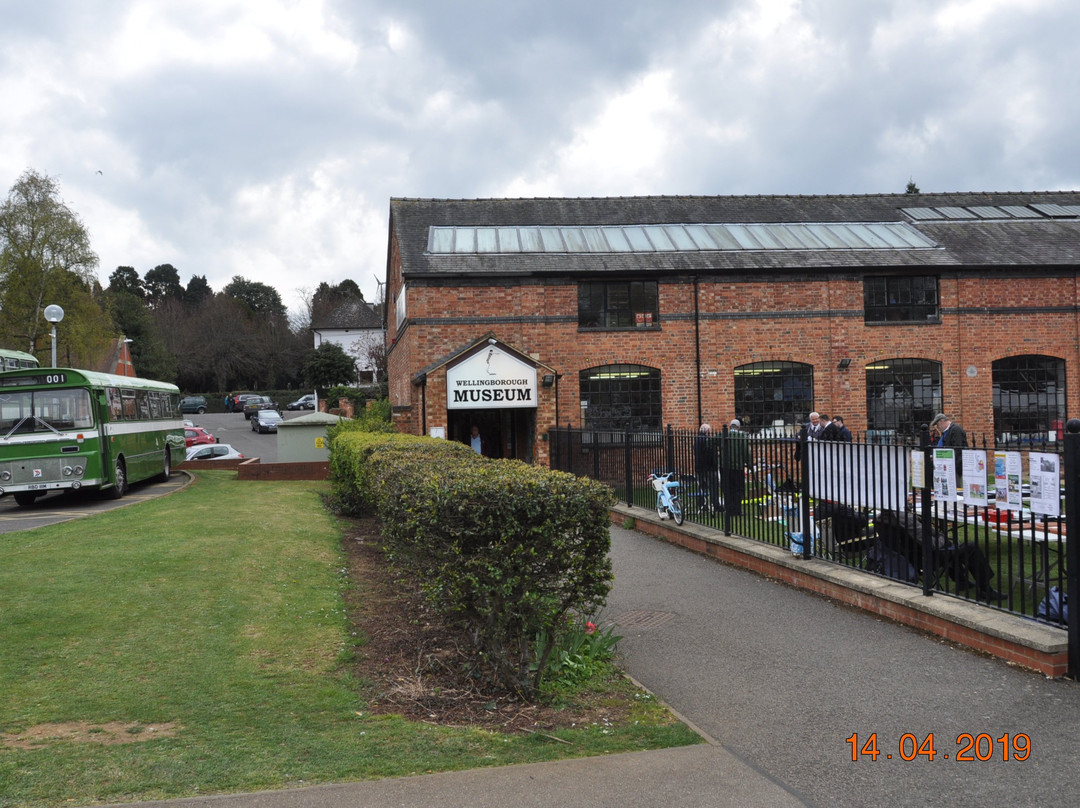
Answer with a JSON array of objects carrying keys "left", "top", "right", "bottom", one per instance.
[
  {"left": 931, "top": 413, "right": 968, "bottom": 486},
  {"left": 722, "top": 419, "right": 752, "bottom": 516},
  {"left": 694, "top": 423, "right": 721, "bottom": 513},
  {"left": 931, "top": 413, "right": 967, "bottom": 450},
  {"left": 817, "top": 413, "right": 841, "bottom": 441},
  {"left": 833, "top": 416, "right": 852, "bottom": 442}
]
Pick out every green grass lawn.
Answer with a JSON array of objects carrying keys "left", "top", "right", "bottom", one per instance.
[{"left": 0, "top": 471, "right": 699, "bottom": 807}]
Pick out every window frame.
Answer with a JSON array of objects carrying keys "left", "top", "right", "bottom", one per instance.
[
  {"left": 863, "top": 275, "right": 941, "bottom": 324},
  {"left": 993, "top": 354, "right": 1066, "bottom": 442},
  {"left": 865, "top": 358, "right": 943, "bottom": 438},
  {"left": 733, "top": 361, "right": 814, "bottom": 433},
  {"left": 578, "top": 364, "right": 662, "bottom": 431},
  {"left": 578, "top": 280, "right": 659, "bottom": 330}
]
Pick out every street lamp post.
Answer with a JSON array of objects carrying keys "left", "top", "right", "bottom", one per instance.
[{"left": 44, "top": 305, "right": 64, "bottom": 368}]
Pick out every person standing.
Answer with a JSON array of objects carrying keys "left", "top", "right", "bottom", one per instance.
[
  {"left": 817, "top": 413, "right": 840, "bottom": 441},
  {"left": 469, "top": 425, "right": 484, "bottom": 455},
  {"left": 833, "top": 416, "right": 853, "bottom": 442},
  {"left": 794, "top": 411, "right": 822, "bottom": 462},
  {"left": 722, "top": 419, "right": 752, "bottom": 516},
  {"left": 931, "top": 413, "right": 967, "bottom": 486},
  {"left": 931, "top": 413, "right": 967, "bottom": 453},
  {"left": 694, "top": 423, "right": 721, "bottom": 513}
]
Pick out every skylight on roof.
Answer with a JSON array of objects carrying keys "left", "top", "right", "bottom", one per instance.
[
  {"left": 901, "top": 203, "right": 1080, "bottom": 221},
  {"left": 427, "top": 222, "right": 937, "bottom": 254}
]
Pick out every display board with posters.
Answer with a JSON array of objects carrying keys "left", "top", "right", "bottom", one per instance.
[
  {"left": 1028, "top": 451, "right": 1061, "bottom": 517},
  {"left": 994, "top": 451, "right": 1024, "bottom": 512}
]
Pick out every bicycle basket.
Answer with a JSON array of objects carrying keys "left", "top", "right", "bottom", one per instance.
[{"left": 650, "top": 477, "right": 665, "bottom": 492}]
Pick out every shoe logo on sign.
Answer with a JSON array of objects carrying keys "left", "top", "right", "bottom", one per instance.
[{"left": 33, "top": 469, "right": 42, "bottom": 477}]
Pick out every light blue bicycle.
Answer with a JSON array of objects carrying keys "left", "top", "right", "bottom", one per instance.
[{"left": 647, "top": 470, "right": 684, "bottom": 525}]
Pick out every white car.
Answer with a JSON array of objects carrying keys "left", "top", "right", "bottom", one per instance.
[
  {"left": 287, "top": 394, "right": 316, "bottom": 410},
  {"left": 185, "top": 444, "right": 245, "bottom": 461}
]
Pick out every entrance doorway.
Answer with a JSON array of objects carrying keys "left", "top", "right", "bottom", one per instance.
[{"left": 449, "top": 409, "right": 536, "bottom": 462}]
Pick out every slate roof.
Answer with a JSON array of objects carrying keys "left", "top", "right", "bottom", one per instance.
[
  {"left": 311, "top": 299, "right": 382, "bottom": 330},
  {"left": 389, "top": 192, "right": 1080, "bottom": 278}
]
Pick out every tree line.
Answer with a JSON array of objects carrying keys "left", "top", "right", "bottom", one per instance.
[{"left": 0, "top": 169, "right": 372, "bottom": 393}]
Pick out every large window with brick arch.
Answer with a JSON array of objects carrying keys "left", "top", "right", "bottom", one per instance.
[
  {"left": 733, "top": 361, "right": 814, "bottom": 433},
  {"left": 578, "top": 364, "right": 661, "bottom": 430},
  {"left": 578, "top": 280, "right": 659, "bottom": 329},
  {"left": 993, "top": 355, "right": 1066, "bottom": 441},
  {"left": 866, "top": 358, "right": 942, "bottom": 438},
  {"left": 863, "top": 275, "right": 940, "bottom": 323}
]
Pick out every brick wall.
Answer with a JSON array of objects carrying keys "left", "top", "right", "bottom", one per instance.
[{"left": 384, "top": 267, "right": 1080, "bottom": 462}]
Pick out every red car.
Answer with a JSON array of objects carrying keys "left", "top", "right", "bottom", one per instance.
[{"left": 184, "top": 426, "right": 217, "bottom": 448}]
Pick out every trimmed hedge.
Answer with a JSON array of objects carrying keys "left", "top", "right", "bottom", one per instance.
[{"left": 328, "top": 429, "right": 616, "bottom": 695}]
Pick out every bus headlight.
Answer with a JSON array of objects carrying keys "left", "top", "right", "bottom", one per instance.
[
  {"left": 0, "top": 470, "right": 9, "bottom": 482},
  {"left": 63, "top": 466, "right": 73, "bottom": 476},
  {"left": 73, "top": 465, "right": 84, "bottom": 476}
]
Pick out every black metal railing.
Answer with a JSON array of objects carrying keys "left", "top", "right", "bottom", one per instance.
[{"left": 551, "top": 422, "right": 1076, "bottom": 669}]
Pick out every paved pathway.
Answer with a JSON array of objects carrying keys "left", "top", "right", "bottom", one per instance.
[{"left": 604, "top": 523, "right": 1079, "bottom": 807}]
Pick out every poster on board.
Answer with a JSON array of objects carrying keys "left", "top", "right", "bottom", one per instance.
[
  {"left": 962, "top": 449, "right": 988, "bottom": 507},
  {"left": 933, "top": 448, "right": 956, "bottom": 500},
  {"left": 993, "top": 450, "right": 1023, "bottom": 511},
  {"left": 1028, "top": 451, "right": 1061, "bottom": 516}
]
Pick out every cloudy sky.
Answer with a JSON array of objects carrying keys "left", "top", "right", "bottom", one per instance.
[{"left": 3, "top": 0, "right": 1078, "bottom": 315}]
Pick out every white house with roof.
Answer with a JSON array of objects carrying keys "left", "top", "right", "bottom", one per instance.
[{"left": 310, "top": 299, "right": 384, "bottom": 382}]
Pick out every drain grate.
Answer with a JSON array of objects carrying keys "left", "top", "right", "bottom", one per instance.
[{"left": 610, "top": 610, "right": 677, "bottom": 630}]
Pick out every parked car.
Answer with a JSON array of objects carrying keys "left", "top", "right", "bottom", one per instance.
[
  {"left": 185, "top": 443, "right": 245, "bottom": 461},
  {"left": 231, "top": 393, "right": 258, "bottom": 413},
  {"left": 286, "top": 394, "right": 316, "bottom": 411},
  {"left": 179, "top": 395, "right": 207, "bottom": 414},
  {"left": 184, "top": 426, "right": 217, "bottom": 447},
  {"left": 251, "top": 409, "right": 284, "bottom": 433},
  {"left": 242, "top": 395, "right": 278, "bottom": 419}
]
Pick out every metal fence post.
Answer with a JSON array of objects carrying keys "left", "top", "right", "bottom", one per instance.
[
  {"left": 592, "top": 428, "right": 601, "bottom": 480},
  {"left": 798, "top": 426, "right": 811, "bottom": 557},
  {"left": 919, "top": 424, "right": 934, "bottom": 597},
  {"left": 624, "top": 429, "right": 634, "bottom": 509},
  {"left": 722, "top": 424, "right": 733, "bottom": 536},
  {"left": 665, "top": 424, "right": 675, "bottom": 472},
  {"left": 1063, "top": 419, "right": 1080, "bottom": 678}
]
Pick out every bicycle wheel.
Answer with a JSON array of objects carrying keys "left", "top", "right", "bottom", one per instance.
[
  {"left": 670, "top": 496, "right": 684, "bottom": 525},
  {"left": 656, "top": 496, "right": 666, "bottom": 520}
]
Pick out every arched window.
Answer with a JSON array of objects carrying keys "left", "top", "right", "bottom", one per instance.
[
  {"left": 733, "top": 361, "right": 814, "bottom": 432},
  {"left": 866, "top": 358, "right": 942, "bottom": 438},
  {"left": 993, "top": 355, "right": 1066, "bottom": 440},
  {"left": 578, "top": 364, "right": 661, "bottom": 430}
]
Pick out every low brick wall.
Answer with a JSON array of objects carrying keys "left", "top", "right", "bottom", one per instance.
[
  {"left": 177, "top": 459, "right": 247, "bottom": 471},
  {"left": 237, "top": 459, "right": 329, "bottom": 481},
  {"left": 177, "top": 458, "right": 330, "bottom": 481},
  {"left": 612, "top": 503, "right": 1069, "bottom": 678}
]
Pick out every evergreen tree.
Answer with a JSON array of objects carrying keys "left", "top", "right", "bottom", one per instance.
[{"left": 303, "top": 342, "right": 358, "bottom": 389}]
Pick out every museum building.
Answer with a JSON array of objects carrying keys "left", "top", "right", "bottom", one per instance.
[{"left": 383, "top": 192, "right": 1080, "bottom": 465}]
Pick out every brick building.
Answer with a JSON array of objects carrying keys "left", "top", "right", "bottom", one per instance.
[{"left": 384, "top": 192, "right": 1080, "bottom": 465}]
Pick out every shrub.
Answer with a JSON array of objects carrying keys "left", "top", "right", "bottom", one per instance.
[{"left": 328, "top": 433, "right": 616, "bottom": 696}]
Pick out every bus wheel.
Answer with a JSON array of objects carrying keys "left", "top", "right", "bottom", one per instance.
[
  {"left": 109, "top": 458, "right": 128, "bottom": 499},
  {"left": 14, "top": 492, "right": 39, "bottom": 507},
  {"left": 158, "top": 450, "right": 172, "bottom": 482}
]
